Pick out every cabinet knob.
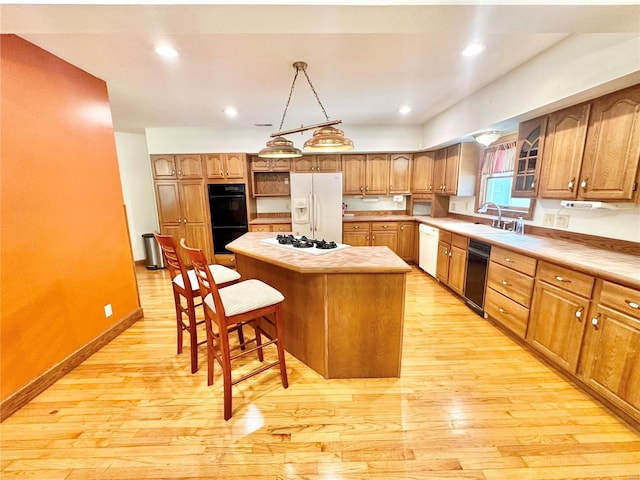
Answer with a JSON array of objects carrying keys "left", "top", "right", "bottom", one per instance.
[
  {"left": 365, "top": 186, "right": 369, "bottom": 192},
  {"left": 504, "top": 257, "right": 513, "bottom": 263},
  {"left": 383, "top": 225, "right": 388, "bottom": 228},
  {"left": 501, "top": 280, "right": 511, "bottom": 286},
  {"left": 171, "top": 170, "right": 175, "bottom": 175},
  {"left": 178, "top": 170, "right": 182, "bottom": 176},
  {"left": 575, "top": 306, "right": 584, "bottom": 319},
  {"left": 591, "top": 313, "right": 601, "bottom": 328},
  {"left": 555, "top": 275, "right": 570, "bottom": 283},
  {"left": 581, "top": 177, "right": 589, "bottom": 190},
  {"left": 428, "top": 185, "right": 433, "bottom": 191},
  {"left": 530, "top": 179, "right": 536, "bottom": 189},
  {"left": 448, "top": 251, "right": 452, "bottom": 257},
  {"left": 567, "top": 177, "right": 575, "bottom": 191},
  {"left": 444, "top": 249, "right": 449, "bottom": 255},
  {"left": 220, "top": 170, "right": 223, "bottom": 175},
  {"left": 226, "top": 170, "right": 230, "bottom": 175},
  {"left": 360, "top": 186, "right": 364, "bottom": 193},
  {"left": 354, "top": 225, "right": 360, "bottom": 229},
  {"left": 372, "top": 235, "right": 375, "bottom": 240},
  {"left": 183, "top": 218, "right": 187, "bottom": 224},
  {"left": 498, "top": 307, "right": 508, "bottom": 315}
]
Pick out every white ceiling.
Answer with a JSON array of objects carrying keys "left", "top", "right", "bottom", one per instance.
[{"left": 2, "top": 2, "right": 639, "bottom": 135}]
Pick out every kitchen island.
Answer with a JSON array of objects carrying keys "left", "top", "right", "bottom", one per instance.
[{"left": 226, "top": 232, "right": 411, "bottom": 379}]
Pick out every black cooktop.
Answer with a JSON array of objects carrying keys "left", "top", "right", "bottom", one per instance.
[{"left": 276, "top": 234, "right": 338, "bottom": 250}]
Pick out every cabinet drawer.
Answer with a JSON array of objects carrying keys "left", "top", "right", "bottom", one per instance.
[
  {"left": 451, "top": 233, "right": 468, "bottom": 250},
  {"left": 249, "top": 225, "right": 271, "bottom": 232},
  {"left": 439, "top": 230, "right": 452, "bottom": 244},
  {"left": 537, "top": 261, "right": 594, "bottom": 298},
  {"left": 600, "top": 281, "right": 640, "bottom": 320},
  {"left": 490, "top": 246, "right": 537, "bottom": 276},
  {"left": 271, "top": 223, "right": 292, "bottom": 233},
  {"left": 371, "top": 221, "right": 398, "bottom": 232},
  {"left": 343, "top": 222, "right": 370, "bottom": 232},
  {"left": 487, "top": 261, "right": 535, "bottom": 308},
  {"left": 485, "top": 287, "right": 530, "bottom": 339}
]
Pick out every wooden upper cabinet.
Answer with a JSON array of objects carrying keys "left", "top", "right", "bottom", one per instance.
[
  {"left": 175, "top": 154, "right": 204, "bottom": 179},
  {"left": 292, "top": 155, "right": 341, "bottom": 172},
  {"left": 389, "top": 153, "right": 412, "bottom": 194},
  {"left": 342, "top": 154, "right": 366, "bottom": 195},
  {"left": 537, "top": 105, "right": 590, "bottom": 199},
  {"left": 579, "top": 85, "right": 640, "bottom": 201},
  {"left": 251, "top": 156, "right": 290, "bottom": 171},
  {"left": 206, "top": 153, "right": 246, "bottom": 181},
  {"left": 513, "top": 116, "right": 547, "bottom": 198},
  {"left": 433, "top": 148, "right": 447, "bottom": 194},
  {"left": 150, "top": 154, "right": 177, "bottom": 179},
  {"left": 411, "top": 151, "right": 435, "bottom": 194},
  {"left": 444, "top": 144, "right": 461, "bottom": 196},
  {"left": 365, "top": 154, "right": 389, "bottom": 195}
]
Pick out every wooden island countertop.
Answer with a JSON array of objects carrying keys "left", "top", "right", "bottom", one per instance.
[{"left": 227, "top": 232, "right": 410, "bottom": 379}]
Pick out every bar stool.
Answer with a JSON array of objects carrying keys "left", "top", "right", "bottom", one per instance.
[
  {"left": 181, "top": 239, "right": 288, "bottom": 420},
  {"left": 153, "top": 232, "right": 241, "bottom": 374}
]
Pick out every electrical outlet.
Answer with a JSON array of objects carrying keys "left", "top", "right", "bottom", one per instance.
[
  {"left": 104, "top": 304, "right": 113, "bottom": 318},
  {"left": 556, "top": 214, "right": 570, "bottom": 228},
  {"left": 543, "top": 214, "right": 555, "bottom": 226}
]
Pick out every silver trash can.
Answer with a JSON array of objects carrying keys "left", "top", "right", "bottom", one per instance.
[{"left": 142, "top": 233, "right": 165, "bottom": 270}]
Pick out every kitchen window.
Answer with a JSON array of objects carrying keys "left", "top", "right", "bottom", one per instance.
[{"left": 476, "top": 141, "right": 535, "bottom": 219}]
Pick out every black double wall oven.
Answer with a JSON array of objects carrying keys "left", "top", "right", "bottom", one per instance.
[{"left": 208, "top": 184, "right": 248, "bottom": 255}]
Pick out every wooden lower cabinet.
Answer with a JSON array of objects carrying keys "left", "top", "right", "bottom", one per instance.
[
  {"left": 343, "top": 221, "right": 405, "bottom": 257},
  {"left": 484, "top": 247, "right": 537, "bottom": 339},
  {"left": 397, "top": 222, "right": 415, "bottom": 262},
  {"left": 579, "top": 280, "right": 640, "bottom": 423},
  {"left": 527, "top": 262, "right": 594, "bottom": 374},
  {"left": 435, "top": 231, "right": 467, "bottom": 295},
  {"left": 248, "top": 223, "right": 292, "bottom": 233}
]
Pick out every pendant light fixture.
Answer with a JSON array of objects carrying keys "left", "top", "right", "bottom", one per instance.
[
  {"left": 258, "top": 61, "right": 354, "bottom": 158},
  {"left": 473, "top": 131, "right": 502, "bottom": 147}
]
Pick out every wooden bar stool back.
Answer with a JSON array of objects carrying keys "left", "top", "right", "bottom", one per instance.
[
  {"left": 153, "top": 232, "right": 241, "bottom": 373},
  {"left": 181, "top": 239, "right": 288, "bottom": 420}
]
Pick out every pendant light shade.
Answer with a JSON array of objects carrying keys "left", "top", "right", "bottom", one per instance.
[
  {"left": 473, "top": 131, "right": 502, "bottom": 147},
  {"left": 258, "top": 136, "right": 302, "bottom": 158},
  {"left": 303, "top": 125, "right": 354, "bottom": 152},
  {"left": 258, "top": 61, "right": 354, "bottom": 158}
]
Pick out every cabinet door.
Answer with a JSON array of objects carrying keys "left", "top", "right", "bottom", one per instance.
[
  {"left": 580, "top": 304, "right": 640, "bottom": 420},
  {"left": 317, "top": 155, "right": 340, "bottom": 172},
  {"left": 176, "top": 154, "right": 204, "bottom": 179},
  {"left": 270, "top": 158, "right": 291, "bottom": 171},
  {"left": 512, "top": 117, "right": 547, "bottom": 197},
  {"left": 433, "top": 148, "right": 447, "bottom": 194},
  {"left": 342, "top": 154, "right": 366, "bottom": 195},
  {"left": 436, "top": 240, "right": 450, "bottom": 283},
  {"left": 411, "top": 152, "right": 435, "bottom": 194},
  {"left": 155, "top": 182, "right": 181, "bottom": 224},
  {"left": 447, "top": 245, "right": 467, "bottom": 296},
  {"left": 205, "top": 153, "right": 225, "bottom": 180},
  {"left": 538, "top": 105, "right": 589, "bottom": 199},
  {"left": 150, "top": 155, "right": 176, "bottom": 179},
  {"left": 224, "top": 153, "right": 246, "bottom": 179},
  {"left": 528, "top": 281, "right": 590, "bottom": 374},
  {"left": 443, "top": 144, "right": 461, "bottom": 195},
  {"left": 180, "top": 181, "right": 211, "bottom": 263},
  {"left": 389, "top": 154, "right": 412, "bottom": 194},
  {"left": 365, "top": 154, "right": 389, "bottom": 195},
  {"left": 248, "top": 224, "right": 272, "bottom": 232},
  {"left": 397, "top": 222, "right": 415, "bottom": 261},
  {"left": 371, "top": 230, "right": 397, "bottom": 253},
  {"left": 343, "top": 230, "right": 369, "bottom": 246},
  {"left": 580, "top": 85, "right": 640, "bottom": 200},
  {"left": 292, "top": 156, "right": 315, "bottom": 172},
  {"left": 251, "top": 156, "right": 271, "bottom": 171}
]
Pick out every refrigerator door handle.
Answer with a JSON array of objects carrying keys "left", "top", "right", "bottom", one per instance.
[
  {"left": 314, "top": 192, "right": 319, "bottom": 233},
  {"left": 309, "top": 192, "right": 314, "bottom": 235}
]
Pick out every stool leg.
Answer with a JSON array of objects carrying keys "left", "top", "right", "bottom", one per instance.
[
  {"left": 221, "top": 333, "right": 233, "bottom": 420},
  {"left": 274, "top": 305, "right": 288, "bottom": 389},
  {"left": 186, "top": 294, "right": 198, "bottom": 374},
  {"left": 174, "top": 291, "right": 183, "bottom": 354}
]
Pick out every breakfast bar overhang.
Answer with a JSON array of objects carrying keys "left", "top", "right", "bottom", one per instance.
[{"left": 227, "top": 232, "right": 411, "bottom": 379}]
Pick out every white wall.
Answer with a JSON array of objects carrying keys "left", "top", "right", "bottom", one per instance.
[
  {"left": 450, "top": 196, "right": 640, "bottom": 243},
  {"left": 114, "top": 132, "right": 158, "bottom": 261}
]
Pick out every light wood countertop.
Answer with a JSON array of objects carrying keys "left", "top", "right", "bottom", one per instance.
[
  {"left": 227, "top": 232, "right": 411, "bottom": 274},
  {"left": 415, "top": 217, "right": 640, "bottom": 290}
]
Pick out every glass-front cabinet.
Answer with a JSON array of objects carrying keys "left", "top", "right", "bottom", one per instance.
[{"left": 512, "top": 116, "right": 547, "bottom": 197}]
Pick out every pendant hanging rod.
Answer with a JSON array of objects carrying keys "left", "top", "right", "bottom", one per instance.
[{"left": 270, "top": 120, "right": 342, "bottom": 138}]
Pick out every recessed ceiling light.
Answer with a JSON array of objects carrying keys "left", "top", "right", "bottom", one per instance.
[
  {"left": 154, "top": 45, "right": 179, "bottom": 58},
  {"left": 398, "top": 105, "right": 412, "bottom": 115},
  {"left": 224, "top": 107, "right": 238, "bottom": 117},
  {"left": 461, "top": 43, "right": 486, "bottom": 56}
]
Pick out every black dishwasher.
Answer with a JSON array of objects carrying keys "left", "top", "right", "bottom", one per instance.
[{"left": 464, "top": 239, "right": 491, "bottom": 316}]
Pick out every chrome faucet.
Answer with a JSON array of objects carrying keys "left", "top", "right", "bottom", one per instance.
[{"left": 478, "top": 201, "right": 503, "bottom": 228}]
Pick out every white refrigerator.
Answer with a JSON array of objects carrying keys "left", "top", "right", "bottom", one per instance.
[{"left": 290, "top": 172, "right": 343, "bottom": 241}]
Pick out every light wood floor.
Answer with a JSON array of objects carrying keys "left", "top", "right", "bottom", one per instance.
[{"left": 1, "top": 266, "right": 639, "bottom": 480}]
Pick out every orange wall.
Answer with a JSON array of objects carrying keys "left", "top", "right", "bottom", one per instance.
[{"left": 0, "top": 35, "right": 141, "bottom": 401}]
